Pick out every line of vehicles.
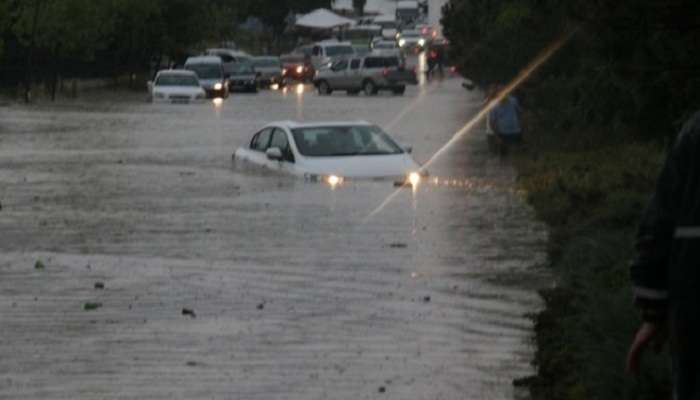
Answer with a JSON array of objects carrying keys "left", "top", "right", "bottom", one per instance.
[{"left": 148, "top": 16, "right": 448, "bottom": 103}]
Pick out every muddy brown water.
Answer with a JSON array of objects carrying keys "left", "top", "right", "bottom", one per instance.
[{"left": 0, "top": 78, "right": 548, "bottom": 399}]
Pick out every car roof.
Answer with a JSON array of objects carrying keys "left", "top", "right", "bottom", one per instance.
[
  {"left": 156, "top": 69, "right": 197, "bottom": 76},
  {"left": 206, "top": 48, "right": 249, "bottom": 56},
  {"left": 265, "top": 121, "right": 373, "bottom": 130},
  {"left": 185, "top": 56, "right": 222, "bottom": 64},
  {"left": 253, "top": 56, "right": 280, "bottom": 60},
  {"left": 315, "top": 40, "right": 353, "bottom": 47}
]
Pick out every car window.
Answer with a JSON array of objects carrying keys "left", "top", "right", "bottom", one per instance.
[
  {"left": 185, "top": 63, "right": 223, "bottom": 79},
  {"left": 219, "top": 54, "right": 235, "bottom": 63},
  {"left": 332, "top": 59, "right": 348, "bottom": 71},
  {"left": 155, "top": 74, "right": 199, "bottom": 87},
  {"left": 312, "top": 46, "right": 321, "bottom": 56},
  {"left": 350, "top": 59, "right": 361, "bottom": 70},
  {"left": 325, "top": 46, "right": 354, "bottom": 57},
  {"left": 363, "top": 57, "right": 382, "bottom": 68},
  {"left": 251, "top": 128, "right": 273, "bottom": 152},
  {"left": 270, "top": 129, "right": 294, "bottom": 162},
  {"left": 291, "top": 125, "right": 403, "bottom": 157}
]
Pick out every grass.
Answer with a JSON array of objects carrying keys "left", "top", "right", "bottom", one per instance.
[{"left": 511, "top": 121, "right": 671, "bottom": 399}]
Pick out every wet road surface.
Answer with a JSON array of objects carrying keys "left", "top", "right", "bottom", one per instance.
[{"left": 0, "top": 78, "right": 548, "bottom": 399}]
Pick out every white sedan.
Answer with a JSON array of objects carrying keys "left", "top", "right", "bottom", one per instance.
[
  {"left": 234, "top": 121, "right": 423, "bottom": 185},
  {"left": 148, "top": 70, "right": 206, "bottom": 103}
]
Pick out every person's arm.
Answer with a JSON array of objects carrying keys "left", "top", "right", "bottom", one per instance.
[{"left": 627, "top": 115, "right": 697, "bottom": 373}]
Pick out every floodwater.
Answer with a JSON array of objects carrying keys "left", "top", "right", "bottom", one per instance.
[{"left": 0, "top": 76, "right": 548, "bottom": 399}]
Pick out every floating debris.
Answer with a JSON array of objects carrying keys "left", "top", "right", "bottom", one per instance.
[
  {"left": 84, "top": 302, "right": 103, "bottom": 311},
  {"left": 182, "top": 308, "right": 196, "bottom": 318}
]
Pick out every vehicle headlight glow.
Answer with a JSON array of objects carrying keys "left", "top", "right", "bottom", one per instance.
[
  {"left": 326, "top": 175, "right": 343, "bottom": 186},
  {"left": 408, "top": 172, "right": 421, "bottom": 186},
  {"left": 296, "top": 65, "right": 304, "bottom": 74},
  {"left": 214, "top": 82, "right": 223, "bottom": 90},
  {"left": 419, "top": 38, "right": 426, "bottom": 46},
  {"left": 212, "top": 97, "right": 223, "bottom": 107},
  {"left": 399, "top": 39, "right": 406, "bottom": 47}
]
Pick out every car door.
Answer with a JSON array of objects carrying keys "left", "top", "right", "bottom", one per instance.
[
  {"left": 246, "top": 127, "right": 273, "bottom": 167},
  {"left": 348, "top": 58, "right": 362, "bottom": 89},
  {"left": 330, "top": 59, "right": 350, "bottom": 89},
  {"left": 266, "top": 128, "right": 296, "bottom": 174}
]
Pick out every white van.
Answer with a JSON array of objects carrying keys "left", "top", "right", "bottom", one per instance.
[
  {"left": 310, "top": 40, "right": 355, "bottom": 70},
  {"left": 184, "top": 56, "right": 229, "bottom": 98}
]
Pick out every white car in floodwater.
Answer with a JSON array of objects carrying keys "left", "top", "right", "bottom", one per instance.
[
  {"left": 234, "top": 121, "right": 423, "bottom": 185},
  {"left": 148, "top": 70, "right": 206, "bottom": 104}
]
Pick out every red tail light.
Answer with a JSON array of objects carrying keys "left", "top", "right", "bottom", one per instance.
[{"left": 383, "top": 67, "right": 389, "bottom": 77}]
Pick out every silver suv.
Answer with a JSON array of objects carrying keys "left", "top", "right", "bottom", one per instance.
[{"left": 313, "top": 55, "right": 412, "bottom": 96}]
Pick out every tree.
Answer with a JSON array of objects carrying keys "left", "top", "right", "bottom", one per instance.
[{"left": 353, "top": 0, "right": 366, "bottom": 16}]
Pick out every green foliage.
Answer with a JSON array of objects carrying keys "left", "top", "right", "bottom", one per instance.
[{"left": 442, "top": 0, "right": 700, "bottom": 139}]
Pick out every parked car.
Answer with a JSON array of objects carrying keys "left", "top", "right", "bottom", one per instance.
[
  {"left": 313, "top": 55, "right": 414, "bottom": 96},
  {"left": 310, "top": 40, "right": 355, "bottom": 70},
  {"left": 397, "top": 29, "right": 426, "bottom": 50},
  {"left": 227, "top": 62, "right": 258, "bottom": 93},
  {"left": 371, "top": 40, "right": 401, "bottom": 54},
  {"left": 147, "top": 70, "right": 206, "bottom": 104},
  {"left": 251, "top": 56, "right": 283, "bottom": 87},
  {"left": 183, "top": 56, "right": 229, "bottom": 98},
  {"left": 233, "top": 121, "right": 422, "bottom": 183},
  {"left": 280, "top": 54, "right": 313, "bottom": 83},
  {"left": 205, "top": 48, "right": 252, "bottom": 77}
]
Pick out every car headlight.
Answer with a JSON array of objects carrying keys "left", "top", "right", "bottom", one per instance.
[
  {"left": 296, "top": 65, "right": 304, "bottom": 74},
  {"left": 418, "top": 39, "right": 426, "bottom": 46},
  {"left": 408, "top": 172, "right": 421, "bottom": 186},
  {"left": 399, "top": 39, "right": 406, "bottom": 47},
  {"left": 325, "top": 175, "right": 343, "bottom": 186},
  {"left": 214, "top": 82, "right": 223, "bottom": 90},
  {"left": 154, "top": 92, "right": 165, "bottom": 99},
  {"left": 304, "top": 173, "right": 345, "bottom": 186}
]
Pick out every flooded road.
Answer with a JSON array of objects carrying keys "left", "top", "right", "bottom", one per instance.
[{"left": 0, "top": 78, "right": 547, "bottom": 399}]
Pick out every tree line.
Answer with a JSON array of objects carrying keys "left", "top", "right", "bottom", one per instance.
[
  {"left": 441, "top": 0, "right": 700, "bottom": 141},
  {"left": 0, "top": 0, "right": 329, "bottom": 101}
]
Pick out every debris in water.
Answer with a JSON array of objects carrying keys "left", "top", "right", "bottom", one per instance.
[
  {"left": 186, "top": 361, "right": 198, "bottom": 367},
  {"left": 94, "top": 282, "right": 105, "bottom": 289},
  {"left": 389, "top": 242, "right": 407, "bottom": 248},
  {"left": 182, "top": 308, "right": 196, "bottom": 318},
  {"left": 84, "top": 302, "right": 103, "bottom": 311},
  {"left": 34, "top": 260, "right": 45, "bottom": 270},
  {"left": 423, "top": 296, "right": 431, "bottom": 303},
  {"left": 257, "top": 303, "right": 265, "bottom": 310},
  {"left": 378, "top": 386, "right": 386, "bottom": 393}
]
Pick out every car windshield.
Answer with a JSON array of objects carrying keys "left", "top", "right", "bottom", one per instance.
[
  {"left": 281, "top": 55, "right": 304, "bottom": 64},
  {"left": 185, "top": 64, "right": 221, "bottom": 79},
  {"left": 375, "top": 42, "right": 396, "bottom": 49},
  {"left": 402, "top": 31, "right": 420, "bottom": 38},
  {"left": 291, "top": 125, "right": 403, "bottom": 157},
  {"left": 155, "top": 74, "right": 199, "bottom": 87},
  {"left": 231, "top": 63, "right": 255, "bottom": 74},
  {"left": 325, "top": 46, "right": 354, "bottom": 57},
  {"left": 253, "top": 59, "right": 280, "bottom": 68}
]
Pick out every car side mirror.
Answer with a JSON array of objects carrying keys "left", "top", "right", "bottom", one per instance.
[
  {"left": 402, "top": 144, "right": 413, "bottom": 154},
  {"left": 266, "top": 147, "right": 283, "bottom": 161}
]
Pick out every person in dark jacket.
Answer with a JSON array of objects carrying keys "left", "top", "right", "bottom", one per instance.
[{"left": 627, "top": 111, "right": 700, "bottom": 399}]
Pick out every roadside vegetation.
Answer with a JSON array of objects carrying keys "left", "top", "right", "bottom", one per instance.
[
  {"left": 442, "top": 1, "right": 699, "bottom": 398},
  {"left": 0, "top": 0, "right": 329, "bottom": 101}
]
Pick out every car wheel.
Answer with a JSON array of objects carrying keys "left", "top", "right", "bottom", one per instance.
[
  {"left": 318, "top": 80, "right": 332, "bottom": 95},
  {"left": 392, "top": 86, "right": 406, "bottom": 95},
  {"left": 363, "top": 80, "right": 378, "bottom": 96}
]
